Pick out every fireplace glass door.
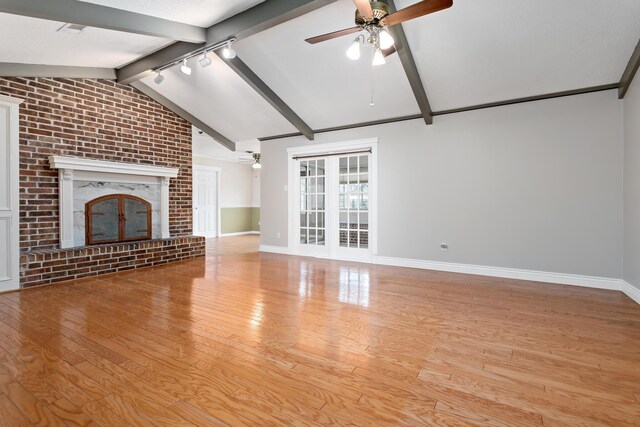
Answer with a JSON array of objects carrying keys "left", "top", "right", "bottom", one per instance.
[{"left": 86, "top": 194, "right": 151, "bottom": 245}]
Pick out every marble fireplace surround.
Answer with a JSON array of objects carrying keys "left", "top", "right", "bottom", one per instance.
[{"left": 48, "top": 156, "right": 179, "bottom": 249}]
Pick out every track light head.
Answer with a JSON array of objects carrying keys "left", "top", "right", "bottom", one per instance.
[
  {"left": 153, "top": 71, "right": 164, "bottom": 85},
  {"left": 180, "top": 59, "right": 192, "bottom": 75},
  {"left": 222, "top": 41, "right": 236, "bottom": 59},
  {"left": 199, "top": 52, "right": 212, "bottom": 68}
]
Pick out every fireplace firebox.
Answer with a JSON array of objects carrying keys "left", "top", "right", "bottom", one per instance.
[{"left": 85, "top": 194, "right": 152, "bottom": 245}]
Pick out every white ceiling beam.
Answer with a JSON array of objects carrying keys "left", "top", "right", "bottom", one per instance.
[
  {"left": 0, "top": 0, "right": 207, "bottom": 43},
  {"left": 0, "top": 62, "right": 116, "bottom": 79},
  {"left": 116, "top": 0, "right": 337, "bottom": 84}
]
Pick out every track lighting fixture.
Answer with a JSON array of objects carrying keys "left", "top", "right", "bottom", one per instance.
[
  {"left": 180, "top": 59, "right": 192, "bottom": 75},
  {"left": 199, "top": 51, "right": 212, "bottom": 68},
  {"left": 222, "top": 41, "right": 236, "bottom": 59},
  {"left": 153, "top": 71, "right": 164, "bottom": 85},
  {"left": 150, "top": 37, "right": 235, "bottom": 83}
]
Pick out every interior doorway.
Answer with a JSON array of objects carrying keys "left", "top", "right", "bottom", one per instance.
[{"left": 193, "top": 166, "right": 220, "bottom": 238}]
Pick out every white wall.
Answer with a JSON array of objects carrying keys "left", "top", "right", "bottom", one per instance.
[
  {"left": 624, "top": 74, "right": 640, "bottom": 292},
  {"left": 193, "top": 156, "right": 254, "bottom": 208},
  {"left": 252, "top": 169, "right": 261, "bottom": 208},
  {"left": 261, "top": 90, "right": 623, "bottom": 279}
]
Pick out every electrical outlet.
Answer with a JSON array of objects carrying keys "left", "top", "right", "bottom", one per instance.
[
  {"left": 440, "top": 243, "right": 448, "bottom": 251},
  {"left": 284, "top": 185, "right": 288, "bottom": 192},
  {"left": 276, "top": 232, "right": 281, "bottom": 239}
]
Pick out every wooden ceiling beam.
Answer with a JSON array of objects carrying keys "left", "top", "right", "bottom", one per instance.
[
  {"left": 0, "top": 63, "right": 116, "bottom": 79},
  {"left": 218, "top": 54, "right": 314, "bottom": 140},
  {"left": 130, "top": 81, "right": 236, "bottom": 152},
  {"left": 619, "top": 38, "right": 640, "bottom": 99},
  {"left": 0, "top": 0, "right": 206, "bottom": 43},
  {"left": 386, "top": 0, "right": 433, "bottom": 125},
  {"left": 117, "top": 0, "right": 337, "bottom": 84}
]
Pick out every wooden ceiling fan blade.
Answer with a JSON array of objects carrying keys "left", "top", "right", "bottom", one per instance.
[
  {"left": 385, "top": 0, "right": 453, "bottom": 27},
  {"left": 353, "top": 0, "right": 374, "bottom": 20},
  {"left": 305, "top": 26, "right": 361, "bottom": 44}
]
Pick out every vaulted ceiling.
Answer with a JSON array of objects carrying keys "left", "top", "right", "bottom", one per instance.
[{"left": 1, "top": 0, "right": 639, "bottom": 152}]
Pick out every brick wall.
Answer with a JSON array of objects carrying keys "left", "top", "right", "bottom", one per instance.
[
  {"left": 0, "top": 77, "right": 204, "bottom": 288},
  {"left": 20, "top": 237, "right": 206, "bottom": 287},
  {"left": 0, "top": 77, "right": 193, "bottom": 251}
]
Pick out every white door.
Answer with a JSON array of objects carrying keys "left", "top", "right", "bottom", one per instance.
[
  {"left": 295, "top": 158, "right": 329, "bottom": 258},
  {"left": 293, "top": 148, "right": 374, "bottom": 263},
  {"left": 333, "top": 153, "right": 371, "bottom": 262},
  {"left": 0, "top": 96, "right": 22, "bottom": 292},
  {"left": 193, "top": 167, "right": 219, "bottom": 238}
]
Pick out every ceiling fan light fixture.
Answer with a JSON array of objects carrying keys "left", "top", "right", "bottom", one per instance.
[
  {"left": 252, "top": 153, "right": 261, "bottom": 169},
  {"left": 379, "top": 28, "right": 394, "bottom": 49},
  {"left": 222, "top": 41, "right": 237, "bottom": 59},
  {"left": 372, "top": 47, "right": 386, "bottom": 66},
  {"left": 199, "top": 51, "right": 212, "bottom": 68},
  {"left": 153, "top": 71, "right": 164, "bottom": 85},
  {"left": 180, "top": 59, "right": 192, "bottom": 75},
  {"left": 346, "top": 38, "right": 361, "bottom": 60}
]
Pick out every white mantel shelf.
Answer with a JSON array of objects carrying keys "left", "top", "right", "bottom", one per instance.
[
  {"left": 48, "top": 156, "right": 179, "bottom": 249},
  {"left": 48, "top": 156, "right": 179, "bottom": 178}
]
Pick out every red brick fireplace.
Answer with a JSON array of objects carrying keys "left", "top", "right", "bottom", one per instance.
[{"left": 0, "top": 77, "right": 205, "bottom": 288}]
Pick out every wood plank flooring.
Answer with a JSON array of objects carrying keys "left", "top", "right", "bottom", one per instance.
[
  {"left": 1, "top": 238, "right": 639, "bottom": 426},
  {"left": 206, "top": 235, "right": 260, "bottom": 256}
]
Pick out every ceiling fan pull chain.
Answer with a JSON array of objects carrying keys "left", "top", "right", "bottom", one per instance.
[{"left": 370, "top": 60, "right": 375, "bottom": 107}]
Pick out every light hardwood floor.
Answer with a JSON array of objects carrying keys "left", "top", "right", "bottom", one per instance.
[
  {"left": 0, "top": 237, "right": 639, "bottom": 426},
  {"left": 206, "top": 234, "right": 260, "bottom": 256}
]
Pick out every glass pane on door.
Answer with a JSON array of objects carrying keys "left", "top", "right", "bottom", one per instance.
[
  {"left": 339, "top": 155, "right": 369, "bottom": 248},
  {"left": 89, "top": 198, "right": 119, "bottom": 243},
  {"left": 300, "top": 159, "right": 326, "bottom": 246},
  {"left": 124, "top": 197, "right": 150, "bottom": 240}
]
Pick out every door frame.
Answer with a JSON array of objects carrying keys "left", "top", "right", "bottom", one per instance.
[
  {"left": 192, "top": 165, "right": 221, "bottom": 238},
  {"left": 287, "top": 138, "right": 378, "bottom": 262},
  {"left": 0, "top": 94, "right": 23, "bottom": 292}
]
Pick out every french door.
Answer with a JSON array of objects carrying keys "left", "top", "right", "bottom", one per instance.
[
  {"left": 193, "top": 167, "right": 219, "bottom": 238},
  {"left": 293, "top": 145, "right": 374, "bottom": 263}
]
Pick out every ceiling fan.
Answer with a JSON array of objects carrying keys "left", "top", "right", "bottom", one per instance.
[
  {"left": 238, "top": 151, "right": 262, "bottom": 169},
  {"left": 305, "top": 0, "right": 453, "bottom": 65}
]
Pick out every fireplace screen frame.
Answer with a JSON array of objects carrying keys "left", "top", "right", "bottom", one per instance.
[{"left": 85, "top": 194, "right": 152, "bottom": 245}]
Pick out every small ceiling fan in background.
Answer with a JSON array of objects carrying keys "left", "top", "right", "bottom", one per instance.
[
  {"left": 305, "top": 0, "right": 453, "bottom": 65},
  {"left": 238, "top": 152, "right": 262, "bottom": 169}
]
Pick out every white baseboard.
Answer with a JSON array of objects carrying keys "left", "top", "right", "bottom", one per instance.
[
  {"left": 621, "top": 280, "right": 640, "bottom": 305},
  {"left": 259, "top": 245, "right": 291, "bottom": 255},
  {"left": 259, "top": 246, "right": 639, "bottom": 304},
  {"left": 194, "top": 232, "right": 217, "bottom": 238},
  {"left": 220, "top": 231, "right": 260, "bottom": 237},
  {"left": 374, "top": 256, "right": 622, "bottom": 291}
]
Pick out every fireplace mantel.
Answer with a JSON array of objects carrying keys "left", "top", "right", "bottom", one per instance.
[{"left": 48, "top": 156, "right": 179, "bottom": 249}]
